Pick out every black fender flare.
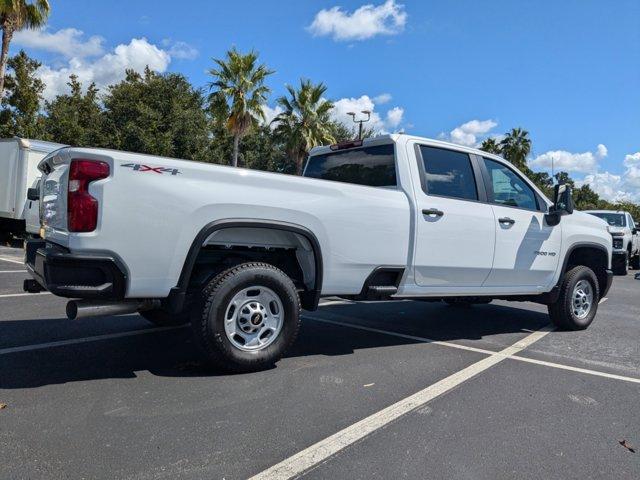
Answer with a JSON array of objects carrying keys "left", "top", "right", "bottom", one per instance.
[{"left": 165, "top": 218, "right": 324, "bottom": 312}]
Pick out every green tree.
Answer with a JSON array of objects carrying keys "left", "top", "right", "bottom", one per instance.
[
  {"left": 573, "top": 184, "right": 600, "bottom": 210},
  {"left": 500, "top": 127, "right": 531, "bottom": 171},
  {"left": 207, "top": 48, "right": 273, "bottom": 167},
  {"left": 0, "top": 0, "right": 50, "bottom": 98},
  {"left": 0, "top": 50, "right": 45, "bottom": 137},
  {"left": 103, "top": 68, "right": 209, "bottom": 160},
  {"left": 272, "top": 79, "right": 335, "bottom": 175},
  {"left": 44, "top": 74, "right": 106, "bottom": 146},
  {"left": 480, "top": 137, "right": 502, "bottom": 155},
  {"left": 554, "top": 171, "right": 575, "bottom": 187}
]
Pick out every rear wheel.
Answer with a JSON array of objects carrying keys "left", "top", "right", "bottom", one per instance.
[
  {"left": 192, "top": 262, "right": 301, "bottom": 373},
  {"left": 548, "top": 265, "right": 599, "bottom": 330}
]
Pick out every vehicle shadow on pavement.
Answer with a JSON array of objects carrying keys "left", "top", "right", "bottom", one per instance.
[{"left": 0, "top": 301, "right": 549, "bottom": 389}]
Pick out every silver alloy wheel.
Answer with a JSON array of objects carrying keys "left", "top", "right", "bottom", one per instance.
[
  {"left": 572, "top": 279, "right": 593, "bottom": 319},
  {"left": 223, "top": 286, "right": 284, "bottom": 352}
]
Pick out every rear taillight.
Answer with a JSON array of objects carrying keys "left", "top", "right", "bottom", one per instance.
[{"left": 67, "top": 159, "right": 109, "bottom": 232}]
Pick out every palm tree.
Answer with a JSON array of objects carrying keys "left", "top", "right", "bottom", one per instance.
[
  {"left": 499, "top": 127, "right": 531, "bottom": 171},
  {"left": 272, "top": 79, "right": 335, "bottom": 175},
  {"left": 0, "top": 0, "right": 50, "bottom": 98},
  {"left": 480, "top": 137, "right": 501, "bottom": 155},
  {"left": 207, "top": 48, "right": 273, "bottom": 167}
]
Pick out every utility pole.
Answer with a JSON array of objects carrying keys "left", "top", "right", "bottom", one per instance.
[{"left": 347, "top": 110, "right": 371, "bottom": 140}]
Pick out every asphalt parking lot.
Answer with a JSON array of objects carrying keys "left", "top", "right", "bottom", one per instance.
[{"left": 1, "top": 245, "right": 639, "bottom": 479}]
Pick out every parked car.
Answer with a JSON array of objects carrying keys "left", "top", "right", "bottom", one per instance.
[
  {"left": 23, "top": 135, "right": 613, "bottom": 372},
  {"left": 0, "top": 137, "right": 65, "bottom": 239},
  {"left": 585, "top": 210, "right": 639, "bottom": 274}
]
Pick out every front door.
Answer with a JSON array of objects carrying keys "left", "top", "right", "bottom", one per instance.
[
  {"left": 413, "top": 145, "right": 496, "bottom": 287},
  {"left": 480, "top": 158, "right": 561, "bottom": 287}
]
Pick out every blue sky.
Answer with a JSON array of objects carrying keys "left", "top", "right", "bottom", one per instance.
[{"left": 12, "top": 0, "right": 640, "bottom": 201}]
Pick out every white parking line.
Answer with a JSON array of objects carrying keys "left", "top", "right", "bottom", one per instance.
[
  {"left": 0, "top": 256, "right": 23, "bottom": 265},
  {"left": 308, "top": 317, "right": 640, "bottom": 385},
  {"left": 599, "top": 297, "right": 608, "bottom": 304},
  {"left": 249, "top": 327, "right": 551, "bottom": 480},
  {"left": 0, "top": 270, "right": 26, "bottom": 273},
  {"left": 0, "top": 325, "right": 187, "bottom": 355},
  {"left": 0, "top": 292, "right": 52, "bottom": 299}
]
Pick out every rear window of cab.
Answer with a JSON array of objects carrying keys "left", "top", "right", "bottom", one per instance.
[{"left": 304, "top": 144, "right": 397, "bottom": 187}]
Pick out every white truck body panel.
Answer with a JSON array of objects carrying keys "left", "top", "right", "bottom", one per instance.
[
  {"left": 37, "top": 135, "right": 612, "bottom": 301},
  {"left": 0, "top": 138, "right": 65, "bottom": 227}
]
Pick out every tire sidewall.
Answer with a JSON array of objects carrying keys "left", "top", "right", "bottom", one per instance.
[
  {"left": 204, "top": 266, "right": 299, "bottom": 367},
  {"left": 561, "top": 267, "right": 599, "bottom": 329}
]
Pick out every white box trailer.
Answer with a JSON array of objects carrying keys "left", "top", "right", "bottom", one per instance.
[{"left": 0, "top": 137, "right": 66, "bottom": 237}]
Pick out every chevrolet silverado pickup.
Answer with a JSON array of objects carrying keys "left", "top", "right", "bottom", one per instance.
[
  {"left": 585, "top": 210, "right": 639, "bottom": 274},
  {"left": 24, "top": 135, "right": 613, "bottom": 372}
]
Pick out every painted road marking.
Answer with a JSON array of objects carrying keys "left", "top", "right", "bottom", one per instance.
[
  {"left": 308, "top": 317, "right": 640, "bottom": 385},
  {"left": 599, "top": 297, "right": 608, "bottom": 304},
  {"left": 0, "top": 256, "right": 23, "bottom": 265},
  {"left": 0, "top": 325, "right": 187, "bottom": 355},
  {"left": 0, "top": 270, "right": 26, "bottom": 273},
  {"left": 249, "top": 327, "right": 551, "bottom": 480},
  {"left": 0, "top": 292, "right": 52, "bottom": 299}
]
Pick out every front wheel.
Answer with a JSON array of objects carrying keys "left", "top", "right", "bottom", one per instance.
[
  {"left": 192, "top": 262, "right": 301, "bottom": 373},
  {"left": 630, "top": 253, "right": 640, "bottom": 270},
  {"left": 548, "top": 265, "right": 599, "bottom": 330}
]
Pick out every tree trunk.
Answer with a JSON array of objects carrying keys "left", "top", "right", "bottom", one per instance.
[
  {"left": 0, "top": 27, "right": 13, "bottom": 99},
  {"left": 232, "top": 134, "right": 239, "bottom": 167},
  {"left": 296, "top": 153, "right": 304, "bottom": 176}
]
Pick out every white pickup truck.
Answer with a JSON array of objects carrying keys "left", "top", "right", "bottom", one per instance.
[
  {"left": 585, "top": 210, "right": 639, "bottom": 274},
  {"left": 24, "top": 135, "right": 613, "bottom": 372}
]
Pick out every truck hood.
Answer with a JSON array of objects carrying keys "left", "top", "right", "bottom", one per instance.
[{"left": 606, "top": 226, "right": 626, "bottom": 235}]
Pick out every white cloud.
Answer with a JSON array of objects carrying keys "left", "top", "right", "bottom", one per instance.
[
  {"left": 529, "top": 144, "right": 607, "bottom": 174},
  {"left": 443, "top": 119, "right": 498, "bottom": 147},
  {"left": 37, "top": 37, "right": 170, "bottom": 100},
  {"left": 331, "top": 94, "right": 404, "bottom": 133},
  {"left": 261, "top": 104, "right": 284, "bottom": 126},
  {"left": 385, "top": 106, "right": 403, "bottom": 128},
  {"left": 162, "top": 39, "right": 199, "bottom": 60},
  {"left": 373, "top": 93, "right": 392, "bottom": 104},
  {"left": 308, "top": 0, "right": 407, "bottom": 41},
  {"left": 14, "top": 28, "right": 104, "bottom": 58},
  {"left": 576, "top": 150, "right": 640, "bottom": 203}
]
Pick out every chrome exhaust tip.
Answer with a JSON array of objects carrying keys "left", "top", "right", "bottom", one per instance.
[{"left": 66, "top": 299, "right": 160, "bottom": 320}]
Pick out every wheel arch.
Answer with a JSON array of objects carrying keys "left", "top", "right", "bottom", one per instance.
[
  {"left": 561, "top": 243, "right": 610, "bottom": 296},
  {"left": 165, "top": 219, "right": 324, "bottom": 313}
]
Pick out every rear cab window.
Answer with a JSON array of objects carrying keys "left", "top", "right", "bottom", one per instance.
[{"left": 303, "top": 144, "right": 397, "bottom": 187}]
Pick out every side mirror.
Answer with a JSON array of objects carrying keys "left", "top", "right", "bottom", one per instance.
[
  {"left": 27, "top": 187, "right": 39, "bottom": 201},
  {"left": 545, "top": 183, "right": 574, "bottom": 226},
  {"left": 633, "top": 228, "right": 638, "bottom": 235}
]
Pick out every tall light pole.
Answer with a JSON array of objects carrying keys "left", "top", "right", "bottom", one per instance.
[{"left": 347, "top": 110, "right": 371, "bottom": 140}]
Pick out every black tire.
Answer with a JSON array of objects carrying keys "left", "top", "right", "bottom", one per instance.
[
  {"left": 192, "top": 262, "right": 301, "bottom": 373},
  {"left": 548, "top": 265, "right": 599, "bottom": 331},
  {"left": 612, "top": 253, "right": 628, "bottom": 275},
  {"left": 630, "top": 253, "right": 640, "bottom": 270},
  {"left": 140, "top": 309, "right": 190, "bottom": 327}
]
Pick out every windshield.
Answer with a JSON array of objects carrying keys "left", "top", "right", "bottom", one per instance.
[{"left": 589, "top": 212, "right": 626, "bottom": 227}]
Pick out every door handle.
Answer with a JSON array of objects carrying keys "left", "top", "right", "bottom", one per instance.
[
  {"left": 498, "top": 217, "right": 515, "bottom": 225},
  {"left": 422, "top": 208, "right": 444, "bottom": 217}
]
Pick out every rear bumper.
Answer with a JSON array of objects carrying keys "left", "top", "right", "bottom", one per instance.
[{"left": 24, "top": 239, "right": 127, "bottom": 299}]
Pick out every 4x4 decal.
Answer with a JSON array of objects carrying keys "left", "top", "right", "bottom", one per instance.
[{"left": 121, "top": 163, "right": 181, "bottom": 175}]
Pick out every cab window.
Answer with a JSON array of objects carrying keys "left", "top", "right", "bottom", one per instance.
[
  {"left": 483, "top": 158, "right": 538, "bottom": 210},
  {"left": 418, "top": 146, "right": 478, "bottom": 201}
]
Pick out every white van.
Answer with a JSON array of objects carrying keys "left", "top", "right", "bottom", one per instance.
[{"left": 0, "top": 137, "right": 65, "bottom": 238}]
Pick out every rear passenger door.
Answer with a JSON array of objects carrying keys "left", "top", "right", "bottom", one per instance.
[
  {"left": 413, "top": 145, "right": 496, "bottom": 287},
  {"left": 480, "top": 157, "right": 561, "bottom": 288}
]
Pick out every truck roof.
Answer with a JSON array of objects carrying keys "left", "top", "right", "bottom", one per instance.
[
  {"left": 584, "top": 210, "right": 626, "bottom": 214},
  {"left": 309, "top": 133, "right": 504, "bottom": 162},
  {"left": 0, "top": 137, "right": 67, "bottom": 154}
]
